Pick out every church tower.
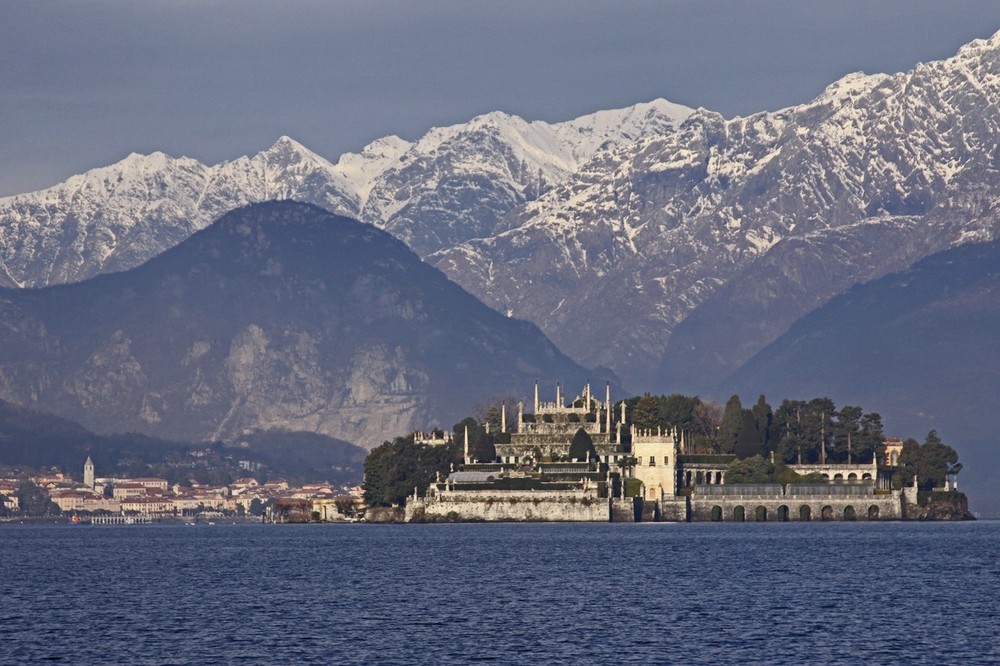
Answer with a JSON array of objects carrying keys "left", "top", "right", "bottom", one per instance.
[{"left": 84, "top": 456, "right": 95, "bottom": 489}]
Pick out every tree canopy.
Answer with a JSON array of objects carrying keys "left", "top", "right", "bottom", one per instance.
[
  {"left": 895, "top": 430, "right": 961, "bottom": 491},
  {"left": 363, "top": 436, "right": 459, "bottom": 507}
]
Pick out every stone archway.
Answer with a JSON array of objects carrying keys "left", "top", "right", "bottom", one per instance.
[
  {"left": 755, "top": 506, "right": 767, "bottom": 522},
  {"left": 711, "top": 505, "right": 722, "bottom": 522},
  {"left": 696, "top": 471, "right": 704, "bottom": 485},
  {"left": 821, "top": 505, "right": 834, "bottom": 521},
  {"left": 834, "top": 474, "right": 844, "bottom": 483},
  {"left": 868, "top": 505, "right": 880, "bottom": 520},
  {"left": 848, "top": 473, "right": 858, "bottom": 481},
  {"left": 862, "top": 473, "right": 872, "bottom": 480},
  {"left": 800, "top": 505, "right": 811, "bottom": 521},
  {"left": 777, "top": 505, "right": 789, "bottom": 522},
  {"left": 734, "top": 506, "right": 745, "bottom": 522},
  {"left": 844, "top": 506, "right": 857, "bottom": 521}
]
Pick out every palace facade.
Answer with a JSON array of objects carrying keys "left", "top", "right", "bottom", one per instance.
[{"left": 405, "top": 382, "right": 913, "bottom": 523}]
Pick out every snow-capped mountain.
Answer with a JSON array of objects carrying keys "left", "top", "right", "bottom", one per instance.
[
  {"left": 0, "top": 99, "right": 692, "bottom": 289},
  {"left": 360, "top": 100, "right": 692, "bottom": 254},
  {"left": 432, "top": 29, "right": 1000, "bottom": 389},
  {"left": 4, "top": 30, "right": 1000, "bottom": 395},
  {"left": 0, "top": 137, "right": 359, "bottom": 288}
]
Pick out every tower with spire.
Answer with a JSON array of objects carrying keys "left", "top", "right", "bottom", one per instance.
[{"left": 83, "top": 456, "right": 95, "bottom": 490}]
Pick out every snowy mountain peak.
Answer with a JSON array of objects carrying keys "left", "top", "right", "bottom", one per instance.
[
  {"left": 0, "top": 95, "right": 696, "bottom": 287},
  {"left": 954, "top": 27, "right": 1000, "bottom": 56},
  {"left": 332, "top": 135, "right": 413, "bottom": 205},
  {"left": 261, "top": 135, "right": 333, "bottom": 167}
]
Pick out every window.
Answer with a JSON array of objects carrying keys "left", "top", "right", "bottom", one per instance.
[
  {"left": 663, "top": 456, "right": 669, "bottom": 465},
  {"left": 649, "top": 457, "right": 656, "bottom": 466}
]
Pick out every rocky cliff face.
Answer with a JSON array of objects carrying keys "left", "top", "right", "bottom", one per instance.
[
  {"left": 432, "top": 31, "right": 1000, "bottom": 387},
  {"left": 0, "top": 202, "right": 615, "bottom": 448}
]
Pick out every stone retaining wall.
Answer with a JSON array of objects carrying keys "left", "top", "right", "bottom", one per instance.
[{"left": 406, "top": 489, "right": 608, "bottom": 522}]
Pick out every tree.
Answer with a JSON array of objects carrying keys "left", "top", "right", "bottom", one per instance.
[
  {"left": 724, "top": 455, "right": 774, "bottom": 484},
  {"left": 568, "top": 428, "right": 597, "bottom": 462},
  {"left": 690, "top": 400, "right": 723, "bottom": 452},
  {"left": 773, "top": 399, "right": 806, "bottom": 463},
  {"left": 483, "top": 406, "right": 502, "bottom": 435},
  {"left": 334, "top": 496, "right": 356, "bottom": 518},
  {"left": 897, "top": 430, "right": 960, "bottom": 491},
  {"left": 248, "top": 498, "right": 265, "bottom": 517},
  {"left": 16, "top": 480, "right": 60, "bottom": 517},
  {"left": 631, "top": 395, "right": 661, "bottom": 430},
  {"left": 452, "top": 418, "right": 495, "bottom": 463},
  {"left": 857, "top": 411, "right": 885, "bottom": 463},
  {"left": 363, "top": 436, "right": 458, "bottom": 507},
  {"left": 751, "top": 395, "right": 773, "bottom": 452},
  {"left": 734, "top": 410, "right": 764, "bottom": 459},
  {"left": 832, "top": 405, "right": 863, "bottom": 463},
  {"left": 660, "top": 394, "right": 699, "bottom": 429},
  {"left": 718, "top": 395, "right": 743, "bottom": 454}
]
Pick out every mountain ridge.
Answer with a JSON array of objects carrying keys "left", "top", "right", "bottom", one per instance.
[
  {"left": 0, "top": 99, "right": 693, "bottom": 289},
  {"left": 719, "top": 238, "right": 1000, "bottom": 515},
  {"left": 0, "top": 201, "right": 616, "bottom": 449},
  {"left": 432, "top": 27, "right": 1000, "bottom": 387}
]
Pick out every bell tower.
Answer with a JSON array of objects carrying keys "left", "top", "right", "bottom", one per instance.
[{"left": 84, "top": 456, "right": 95, "bottom": 489}]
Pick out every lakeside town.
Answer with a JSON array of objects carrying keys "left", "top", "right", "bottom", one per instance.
[{"left": 0, "top": 456, "right": 365, "bottom": 524}]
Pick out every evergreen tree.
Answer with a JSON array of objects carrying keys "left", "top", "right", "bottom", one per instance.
[
  {"left": 363, "top": 436, "right": 458, "bottom": 507},
  {"left": 631, "top": 395, "right": 660, "bottom": 430},
  {"left": 660, "top": 394, "right": 699, "bottom": 429},
  {"left": 718, "top": 395, "right": 743, "bottom": 454},
  {"left": 568, "top": 428, "right": 598, "bottom": 462},
  {"left": 832, "top": 405, "right": 863, "bottom": 463},
  {"left": 452, "top": 417, "right": 495, "bottom": 463},
  {"left": 857, "top": 411, "right": 885, "bottom": 463},
  {"left": 734, "top": 409, "right": 764, "bottom": 459},
  {"left": 16, "top": 480, "right": 59, "bottom": 517},
  {"left": 899, "top": 430, "right": 961, "bottom": 490},
  {"left": 751, "top": 394, "right": 773, "bottom": 453}
]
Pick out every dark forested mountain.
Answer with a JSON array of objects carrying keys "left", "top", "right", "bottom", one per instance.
[
  {"left": 0, "top": 201, "right": 614, "bottom": 449},
  {"left": 721, "top": 239, "right": 1000, "bottom": 515}
]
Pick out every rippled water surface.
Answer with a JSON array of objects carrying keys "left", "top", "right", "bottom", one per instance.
[{"left": 1, "top": 522, "right": 998, "bottom": 664}]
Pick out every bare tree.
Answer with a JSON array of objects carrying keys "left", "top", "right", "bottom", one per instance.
[{"left": 691, "top": 400, "right": 723, "bottom": 453}]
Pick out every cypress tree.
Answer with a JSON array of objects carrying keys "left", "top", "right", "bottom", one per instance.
[
  {"left": 718, "top": 395, "right": 743, "bottom": 454},
  {"left": 568, "top": 428, "right": 597, "bottom": 462}
]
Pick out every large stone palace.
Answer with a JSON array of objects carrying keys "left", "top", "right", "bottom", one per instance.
[{"left": 405, "top": 382, "right": 919, "bottom": 522}]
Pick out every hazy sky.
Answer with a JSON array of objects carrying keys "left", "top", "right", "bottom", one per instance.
[{"left": 2, "top": 1, "right": 999, "bottom": 196}]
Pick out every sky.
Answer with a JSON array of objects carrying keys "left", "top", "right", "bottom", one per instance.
[{"left": 2, "top": 0, "right": 999, "bottom": 196}]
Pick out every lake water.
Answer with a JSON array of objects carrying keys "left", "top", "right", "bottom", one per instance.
[{"left": 1, "top": 522, "right": 997, "bottom": 664}]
